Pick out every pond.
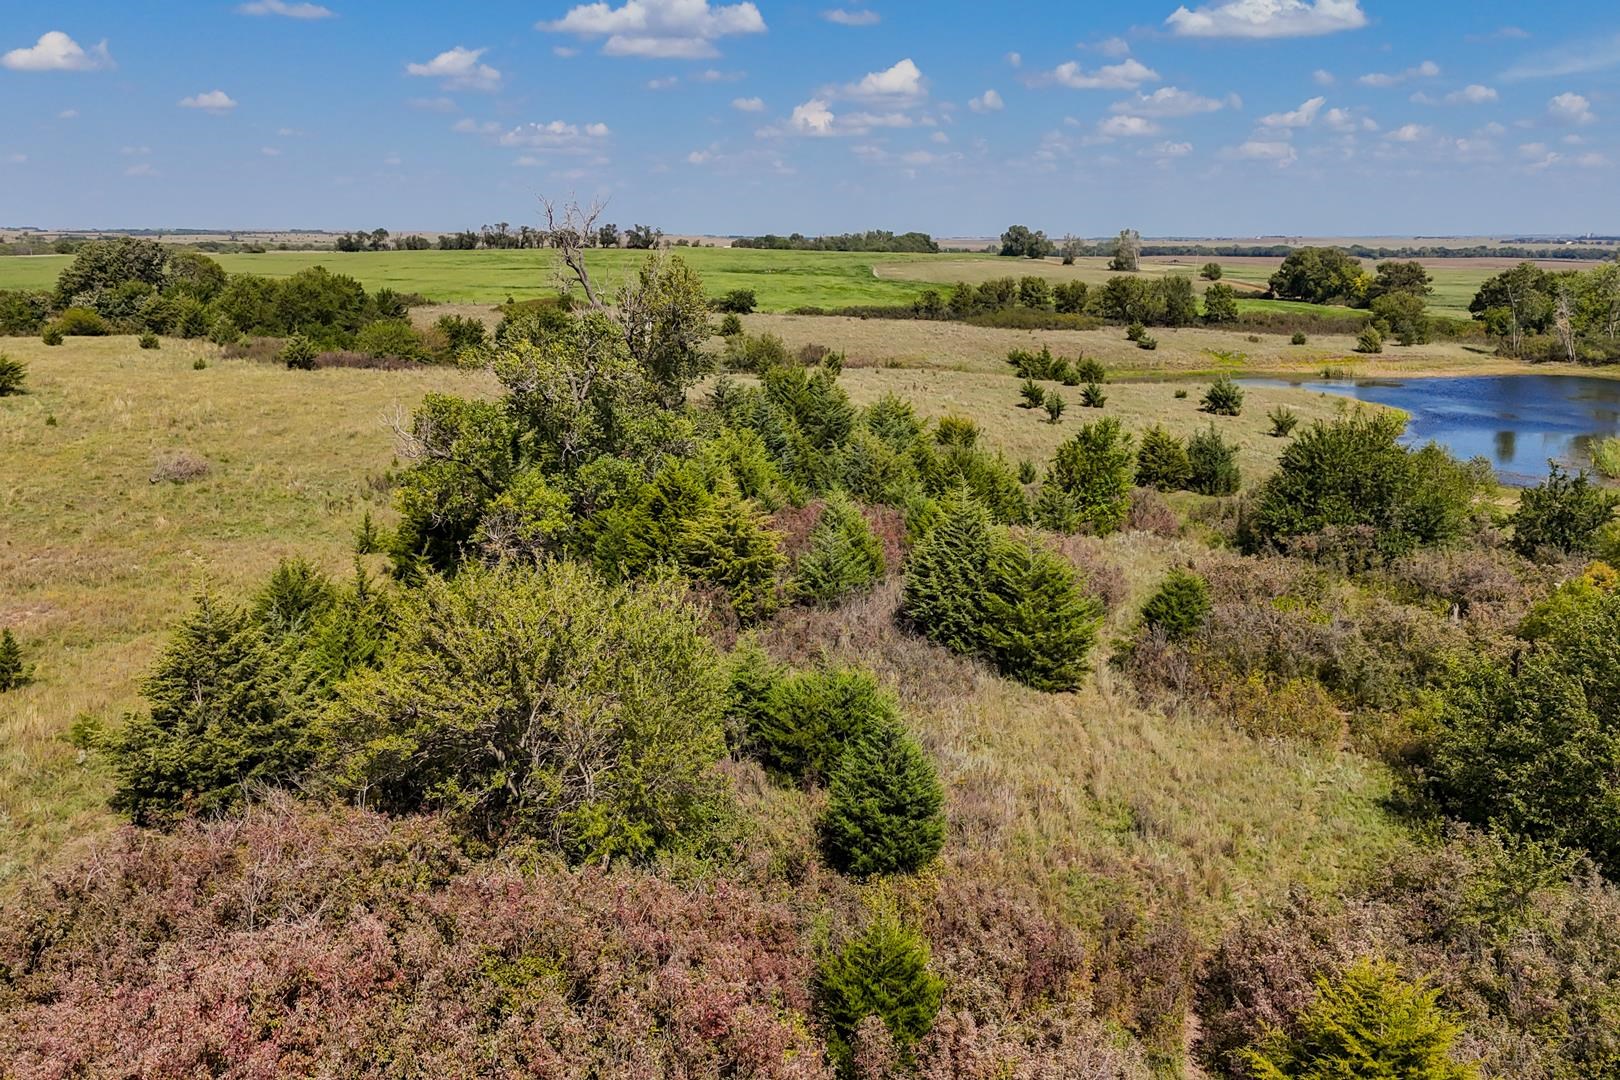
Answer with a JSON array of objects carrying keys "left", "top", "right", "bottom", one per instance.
[{"left": 1242, "top": 374, "right": 1620, "bottom": 486}]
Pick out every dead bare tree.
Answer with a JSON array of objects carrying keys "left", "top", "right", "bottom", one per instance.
[{"left": 540, "top": 194, "right": 607, "bottom": 308}]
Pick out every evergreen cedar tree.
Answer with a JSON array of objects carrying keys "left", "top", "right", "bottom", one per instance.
[
  {"left": 1509, "top": 464, "right": 1618, "bottom": 559},
  {"left": 1136, "top": 425, "right": 1192, "bottom": 491},
  {"left": 1036, "top": 418, "right": 1135, "bottom": 535},
  {"left": 816, "top": 908, "right": 946, "bottom": 1075},
  {"left": 731, "top": 655, "right": 903, "bottom": 787},
  {"left": 794, "top": 492, "right": 886, "bottom": 606},
  {"left": 1141, "top": 570, "right": 1212, "bottom": 643},
  {"left": 819, "top": 714, "right": 946, "bottom": 877}
]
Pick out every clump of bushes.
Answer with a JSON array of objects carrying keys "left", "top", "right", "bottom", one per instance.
[
  {"left": 712, "top": 288, "right": 757, "bottom": 314},
  {"left": 52, "top": 306, "right": 109, "bottom": 337},
  {"left": 354, "top": 319, "right": 427, "bottom": 362},
  {"left": 1201, "top": 376, "right": 1245, "bottom": 416},
  {"left": 1509, "top": 464, "right": 1616, "bottom": 559}
]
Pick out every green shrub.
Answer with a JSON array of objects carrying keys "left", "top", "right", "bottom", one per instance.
[
  {"left": 934, "top": 414, "right": 980, "bottom": 449},
  {"left": 744, "top": 664, "right": 901, "bottom": 786},
  {"left": 718, "top": 312, "right": 743, "bottom": 336},
  {"left": 1203, "top": 283, "right": 1240, "bottom": 323},
  {"left": 0, "top": 289, "right": 52, "bottom": 335},
  {"left": 1136, "top": 425, "right": 1192, "bottom": 491},
  {"left": 675, "top": 477, "right": 786, "bottom": 624},
  {"left": 1201, "top": 262, "right": 1223, "bottom": 281},
  {"left": 1174, "top": 388, "right": 1189, "bottom": 399},
  {"left": 1248, "top": 413, "right": 1483, "bottom": 562},
  {"left": 53, "top": 306, "right": 109, "bottom": 336},
  {"left": 1510, "top": 464, "right": 1617, "bottom": 559},
  {"left": 1073, "top": 356, "right": 1106, "bottom": 383},
  {"left": 1291, "top": 331, "right": 1308, "bottom": 346},
  {"left": 1080, "top": 382, "right": 1107, "bottom": 408},
  {"left": 1018, "top": 378, "right": 1046, "bottom": 409},
  {"left": 431, "top": 313, "right": 489, "bottom": 357},
  {"left": 1141, "top": 569, "right": 1210, "bottom": 642},
  {"left": 323, "top": 561, "right": 727, "bottom": 860},
  {"left": 794, "top": 493, "right": 886, "bottom": 606},
  {"left": 281, "top": 334, "right": 319, "bottom": 370},
  {"left": 1202, "top": 376, "right": 1245, "bottom": 416},
  {"left": 0, "top": 355, "right": 26, "bottom": 396},
  {"left": 819, "top": 714, "right": 945, "bottom": 877},
  {"left": 713, "top": 288, "right": 757, "bottom": 314},
  {"left": 41, "top": 325, "right": 64, "bottom": 347},
  {"left": 816, "top": 909, "right": 945, "bottom": 1076},
  {"left": 1244, "top": 957, "right": 1476, "bottom": 1080},
  {"left": 1035, "top": 418, "right": 1134, "bottom": 535},
  {"left": 1355, "top": 325, "right": 1385, "bottom": 354},
  {"left": 355, "top": 319, "right": 427, "bottom": 362},
  {"left": 1044, "top": 392, "right": 1066, "bottom": 424},
  {"left": 192, "top": 357, "right": 207, "bottom": 371},
  {"left": 903, "top": 489, "right": 993, "bottom": 655},
  {"left": 138, "top": 332, "right": 160, "bottom": 350},
  {"left": 100, "top": 591, "right": 315, "bottom": 825},
  {"left": 207, "top": 316, "right": 241, "bottom": 347},
  {"left": 1591, "top": 437, "right": 1620, "bottom": 480},
  {"left": 1016, "top": 458, "right": 1037, "bottom": 485},
  {"left": 1267, "top": 405, "right": 1299, "bottom": 437},
  {"left": 0, "top": 629, "right": 33, "bottom": 692},
  {"left": 1137, "top": 334, "right": 1159, "bottom": 351},
  {"left": 1187, "top": 425, "right": 1242, "bottom": 496},
  {"left": 721, "top": 330, "right": 790, "bottom": 372},
  {"left": 1126, "top": 321, "right": 1147, "bottom": 342},
  {"left": 979, "top": 531, "right": 1103, "bottom": 691}
]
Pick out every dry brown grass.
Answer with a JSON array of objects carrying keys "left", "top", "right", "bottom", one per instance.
[{"left": 0, "top": 333, "right": 494, "bottom": 881}]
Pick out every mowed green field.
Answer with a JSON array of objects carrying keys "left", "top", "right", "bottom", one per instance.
[{"left": 0, "top": 246, "right": 1521, "bottom": 318}]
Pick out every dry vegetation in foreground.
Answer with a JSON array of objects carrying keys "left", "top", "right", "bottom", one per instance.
[{"left": 0, "top": 335, "right": 493, "bottom": 879}]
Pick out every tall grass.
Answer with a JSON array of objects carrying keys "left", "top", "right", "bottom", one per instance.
[{"left": 1591, "top": 436, "right": 1620, "bottom": 479}]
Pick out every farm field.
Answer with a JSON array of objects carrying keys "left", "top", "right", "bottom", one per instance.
[{"left": 0, "top": 245, "right": 1557, "bottom": 318}]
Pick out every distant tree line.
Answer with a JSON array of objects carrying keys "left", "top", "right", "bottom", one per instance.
[
  {"left": 731, "top": 230, "right": 939, "bottom": 253},
  {"left": 1470, "top": 260, "right": 1620, "bottom": 363}
]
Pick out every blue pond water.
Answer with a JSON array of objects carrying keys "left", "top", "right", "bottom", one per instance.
[{"left": 1241, "top": 374, "right": 1620, "bottom": 487}]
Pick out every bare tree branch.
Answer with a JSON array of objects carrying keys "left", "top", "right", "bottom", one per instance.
[{"left": 540, "top": 194, "right": 607, "bottom": 308}]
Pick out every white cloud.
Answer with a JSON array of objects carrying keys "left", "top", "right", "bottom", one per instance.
[
  {"left": 1260, "top": 95, "right": 1325, "bottom": 127},
  {"left": 553, "top": 45, "right": 579, "bottom": 57},
  {"left": 406, "top": 46, "right": 500, "bottom": 91},
  {"left": 1149, "top": 140, "right": 1193, "bottom": 157},
  {"left": 1503, "top": 33, "right": 1620, "bottom": 81},
  {"left": 823, "top": 7, "right": 879, "bottom": 26},
  {"left": 1521, "top": 142, "right": 1609, "bottom": 170},
  {"left": 931, "top": 130, "right": 950, "bottom": 143},
  {"left": 1323, "top": 106, "right": 1376, "bottom": 132},
  {"left": 542, "top": 0, "right": 766, "bottom": 60},
  {"left": 1228, "top": 138, "right": 1298, "bottom": 162},
  {"left": 237, "top": 0, "right": 334, "bottom": 18},
  {"left": 2, "top": 31, "right": 113, "bottom": 72},
  {"left": 686, "top": 148, "right": 714, "bottom": 164},
  {"left": 847, "top": 58, "right": 924, "bottom": 99},
  {"left": 497, "top": 120, "right": 612, "bottom": 151},
  {"left": 696, "top": 68, "right": 744, "bottom": 81},
  {"left": 57, "top": 108, "right": 79, "bottom": 120},
  {"left": 1414, "top": 83, "right": 1497, "bottom": 106},
  {"left": 121, "top": 145, "right": 151, "bottom": 155},
  {"left": 1166, "top": 0, "right": 1366, "bottom": 39},
  {"left": 1384, "top": 122, "right": 1430, "bottom": 142},
  {"left": 1098, "top": 114, "right": 1160, "bottom": 137},
  {"left": 790, "top": 97, "right": 837, "bottom": 135},
  {"left": 125, "top": 162, "right": 158, "bottom": 177},
  {"left": 968, "top": 89, "right": 1004, "bottom": 113},
  {"left": 1549, "top": 91, "right": 1596, "bottom": 125},
  {"left": 1312, "top": 68, "right": 1335, "bottom": 86},
  {"left": 732, "top": 95, "right": 765, "bottom": 111},
  {"left": 1005, "top": 51, "right": 1021, "bottom": 68},
  {"left": 1358, "top": 60, "right": 1440, "bottom": 88},
  {"left": 1112, "top": 86, "right": 1226, "bottom": 116},
  {"left": 452, "top": 118, "right": 502, "bottom": 135},
  {"left": 647, "top": 75, "right": 679, "bottom": 89},
  {"left": 407, "top": 96, "right": 458, "bottom": 113},
  {"left": 1048, "top": 58, "right": 1159, "bottom": 90},
  {"left": 1096, "top": 36, "right": 1132, "bottom": 57},
  {"left": 178, "top": 90, "right": 238, "bottom": 112}
]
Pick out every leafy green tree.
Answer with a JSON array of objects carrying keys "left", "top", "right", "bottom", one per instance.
[
  {"left": 903, "top": 489, "right": 994, "bottom": 654},
  {"left": 1053, "top": 280, "right": 1089, "bottom": 313},
  {"left": 746, "top": 665, "right": 902, "bottom": 786},
  {"left": 1141, "top": 569, "right": 1211, "bottom": 641},
  {"left": 1510, "top": 464, "right": 1617, "bottom": 559},
  {"left": 617, "top": 252, "right": 713, "bottom": 407},
  {"left": 102, "top": 591, "right": 313, "bottom": 825},
  {"left": 1187, "top": 425, "right": 1242, "bottom": 496},
  {"left": 1162, "top": 274, "right": 1198, "bottom": 326},
  {"left": 978, "top": 532, "right": 1103, "bottom": 691},
  {"left": 1035, "top": 418, "right": 1135, "bottom": 535},
  {"left": 819, "top": 715, "right": 946, "bottom": 877},
  {"left": 998, "top": 224, "right": 1054, "bottom": 259},
  {"left": 676, "top": 476, "right": 786, "bottom": 623},
  {"left": 1367, "top": 260, "right": 1433, "bottom": 302},
  {"left": 1201, "top": 262, "right": 1224, "bottom": 281},
  {"left": 816, "top": 909, "right": 946, "bottom": 1076},
  {"left": 391, "top": 394, "right": 521, "bottom": 574},
  {"left": 1203, "top": 282, "right": 1240, "bottom": 323},
  {"left": 1136, "top": 425, "right": 1192, "bottom": 491},
  {"left": 795, "top": 493, "right": 886, "bottom": 606},
  {"left": 0, "top": 629, "right": 33, "bottom": 692},
  {"left": 355, "top": 319, "right": 428, "bottom": 361},
  {"left": 322, "top": 561, "right": 727, "bottom": 860},
  {"left": 1245, "top": 958, "right": 1476, "bottom": 1080},
  {"left": 1371, "top": 291, "right": 1430, "bottom": 345},
  {"left": 1109, "top": 228, "right": 1142, "bottom": 273},
  {"left": 54, "top": 236, "right": 170, "bottom": 307},
  {"left": 1268, "top": 247, "right": 1368, "bottom": 305}
]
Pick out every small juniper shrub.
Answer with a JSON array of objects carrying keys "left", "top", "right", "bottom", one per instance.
[
  {"left": 1291, "top": 331, "right": 1308, "bottom": 345},
  {"left": 793, "top": 492, "right": 887, "bottom": 606},
  {"left": 1173, "top": 388, "right": 1189, "bottom": 399},
  {"left": 1135, "top": 426, "right": 1192, "bottom": 491},
  {"left": 1137, "top": 334, "right": 1159, "bottom": 351},
  {"left": 1037, "top": 418, "right": 1135, "bottom": 535},
  {"left": 719, "top": 312, "right": 743, "bottom": 336},
  {"left": 0, "top": 355, "right": 27, "bottom": 395},
  {"left": 1140, "top": 569, "right": 1211, "bottom": 642},
  {"left": 1126, "top": 322, "right": 1147, "bottom": 343},
  {"left": 816, "top": 906, "right": 946, "bottom": 1077},
  {"left": 818, "top": 713, "right": 946, "bottom": 877},
  {"left": 1355, "top": 325, "right": 1385, "bottom": 354},
  {"left": 41, "top": 325, "right": 64, "bottom": 346},
  {"left": 978, "top": 531, "right": 1104, "bottom": 692},
  {"left": 281, "top": 334, "right": 318, "bottom": 370},
  {"left": 1187, "top": 425, "right": 1242, "bottom": 496},
  {"left": 1202, "top": 376, "right": 1245, "bottom": 417},
  {"left": 1019, "top": 379, "right": 1046, "bottom": 409},
  {"left": 1017, "top": 458, "right": 1038, "bottom": 485},
  {"left": 0, "top": 629, "right": 33, "bottom": 692},
  {"left": 1080, "top": 382, "right": 1108, "bottom": 409},
  {"left": 192, "top": 358, "right": 207, "bottom": 370},
  {"left": 1074, "top": 357, "right": 1106, "bottom": 384},
  {"left": 138, "top": 332, "right": 160, "bottom": 350},
  {"left": 1267, "top": 405, "right": 1299, "bottom": 437},
  {"left": 1044, "top": 393, "right": 1066, "bottom": 424}
]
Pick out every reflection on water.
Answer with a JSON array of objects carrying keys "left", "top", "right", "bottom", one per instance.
[{"left": 1241, "top": 374, "right": 1620, "bottom": 487}]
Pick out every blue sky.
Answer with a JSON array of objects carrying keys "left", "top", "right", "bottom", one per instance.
[{"left": 4, "top": 0, "right": 1620, "bottom": 236}]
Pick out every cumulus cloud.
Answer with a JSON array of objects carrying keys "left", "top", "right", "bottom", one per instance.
[
  {"left": 695, "top": 68, "right": 744, "bottom": 81},
  {"left": 1260, "top": 95, "right": 1325, "bottom": 127},
  {"left": 1112, "top": 86, "right": 1227, "bottom": 117},
  {"left": 1323, "top": 106, "right": 1376, "bottom": 132},
  {"left": 968, "top": 89, "right": 1004, "bottom": 113},
  {"left": 822, "top": 7, "right": 879, "bottom": 26},
  {"left": 178, "top": 90, "right": 238, "bottom": 112},
  {"left": 789, "top": 98, "right": 837, "bottom": 135},
  {"left": 406, "top": 46, "right": 501, "bottom": 91},
  {"left": 1548, "top": 91, "right": 1596, "bottom": 124},
  {"left": 1005, "top": 51, "right": 1021, "bottom": 68},
  {"left": 237, "top": 0, "right": 334, "bottom": 17},
  {"left": 1047, "top": 58, "right": 1159, "bottom": 90},
  {"left": 1228, "top": 138, "right": 1297, "bottom": 162},
  {"left": 846, "top": 58, "right": 924, "bottom": 99},
  {"left": 58, "top": 108, "right": 79, "bottom": 119},
  {"left": 2, "top": 31, "right": 113, "bottom": 72},
  {"left": 1384, "top": 122, "right": 1430, "bottom": 142},
  {"left": 1166, "top": 0, "right": 1366, "bottom": 39},
  {"left": 542, "top": 0, "right": 766, "bottom": 60},
  {"left": 1412, "top": 83, "right": 1498, "bottom": 105},
  {"left": 1357, "top": 60, "right": 1440, "bottom": 88},
  {"left": 1150, "top": 140, "right": 1193, "bottom": 157},
  {"left": 732, "top": 95, "right": 765, "bottom": 111},
  {"left": 1312, "top": 68, "right": 1335, "bottom": 86},
  {"left": 497, "top": 120, "right": 612, "bottom": 151},
  {"left": 1098, "top": 114, "right": 1161, "bottom": 137},
  {"left": 647, "top": 75, "right": 679, "bottom": 89}
]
